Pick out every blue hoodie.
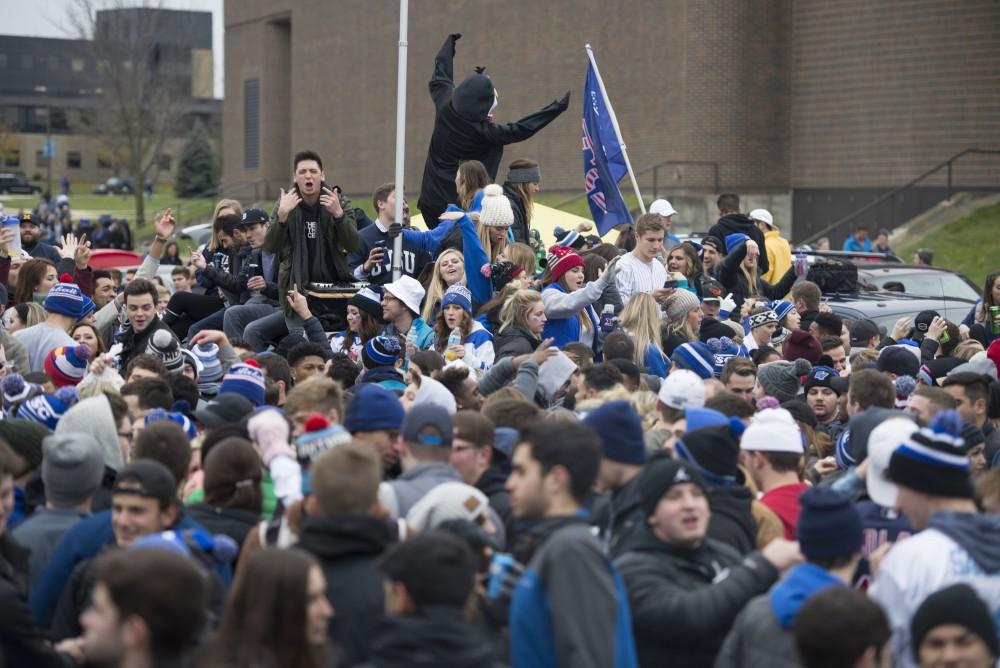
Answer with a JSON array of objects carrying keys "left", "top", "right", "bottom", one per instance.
[{"left": 769, "top": 562, "right": 844, "bottom": 629}]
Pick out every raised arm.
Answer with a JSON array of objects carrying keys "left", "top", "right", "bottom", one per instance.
[
  {"left": 429, "top": 33, "right": 461, "bottom": 111},
  {"left": 480, "top": 93, "right": 570, "bottom": 146}
]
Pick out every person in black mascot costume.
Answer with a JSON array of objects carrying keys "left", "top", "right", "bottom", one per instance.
[{"left": 418, "top": 33, "right": 570, "bottom": 228}]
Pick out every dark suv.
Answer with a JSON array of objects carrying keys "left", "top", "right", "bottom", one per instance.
[{"left": 0, "top": 174, "right": 41, "bottom": 195}]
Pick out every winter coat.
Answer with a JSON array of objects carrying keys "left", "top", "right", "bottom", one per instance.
[
  {"left": 541, "top": 282, "right": 601, "bottom": 353},
  {"left": 707, "top": 485, "right": 758, "bottom": 556},
  {"left": 718, "top": 240, "right": 798, "bottom": 314},
  {"left": 475, "top": 466, "right": 513, "bottom": 532},
  {"left": 494, "top": 325, "right": 540, "bottom": 360},
  {"left": 503, "top": 181, "right": 531, "bottom": 244},
  {"left": 362, "top": 606, "right": 501, "bottom": 668},
  {"left": 762, "top": 228, "right": 792, "bottom": 284},
  {"left": 380, "top": 463, "right": 461, "bottom": 519},
  {"left": 12, "top": 507, "right": 88, "bottom": 587},
  {"left": 417, "top": 33, "right": 569, "bottom": 226},
  {"left": 870, "top": 510, "right": 1000, "bottom": 668},
  {"left": 591, "top": 474, "right": 646, "bottom": 559},
  {"left": 263, "top": 194, "right": 359, "bottom": 317},
  {"left": 715, "top": 563, "right": 844, "bottom": 668},
  {"left": 199, "top": 242, "right": 251, "bottom": 306},
  {"left": 186, "top": 504, "right": 260, "bottom": 556},
  {"left": 0, "top": 533, "right": 73, "bottom": 667},
  {"left": 510, "top": 516, "right": 638, "bottom": 668},
  {"left": 706, "top": 214, "right": 769, "bottom": 276},
  {"left": 615, "top": 526, "right": 778, "bottom": 668},
  {"left": 430, "top": 319, "right": 495, "bottom": 375},
  {"left": 297, "top": 514, "right": 396, "bottom": 666}
]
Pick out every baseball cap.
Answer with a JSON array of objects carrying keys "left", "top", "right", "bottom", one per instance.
[
  {"left": 849, "top": 319, "right": 881, "bottom": 346},
  {"left": 401, "top": 403, "right": 453, "bottom": 447},
  {"left": 112, "top": 459, "right": 177, "bottom": 503},
  {"left": 239, "top": 208, "right": 269, "bottom": 226},
  {"left": 701, "top": 279, "right": 724, "bottom": 302},
  {"left": 193, "top": 393, "right": 255, "bottom": 429},
  {"left": 748, "top": 208, "right": 774, "bottom": 228},
  {"left": 877, "top": 345, "right": 920, "bottom": 378},
  {"left": 911, "top": 310, "right": 940, "bottom": 340},
  {"left": 658, "top": 369, "right": 706, "bottom": 410},
  {"left": 649, "top": 199, "right": 677, "bottom": 218}
]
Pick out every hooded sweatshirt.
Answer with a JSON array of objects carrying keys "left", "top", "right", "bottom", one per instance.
[
  {"left": 706, "top": 214, "right": 769, "bottom": 276},
  {"left": 870, "top": 511, "right": 1000, "bottom": 668},
  {"left": 54, "top": 395, "right": 123, "bottom": 474},
  {"left": 367, "top": 606, "right": 500, "bottom": 668}
]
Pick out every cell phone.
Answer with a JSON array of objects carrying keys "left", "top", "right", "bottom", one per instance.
[
  {"left": 247, "top": 262, "right": 261, "bottom": 277},
  {"left": 663, "top": 279, "right": 679, "bottom": 289}
]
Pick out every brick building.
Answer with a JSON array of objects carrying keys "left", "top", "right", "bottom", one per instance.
[{"left": 223, "top": 0, "right": 1000, "bottom": 240}]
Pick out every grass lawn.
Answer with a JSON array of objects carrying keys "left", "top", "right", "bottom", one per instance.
[{"left": 900, "top": 202, "right": 1000, "bottom": 288}]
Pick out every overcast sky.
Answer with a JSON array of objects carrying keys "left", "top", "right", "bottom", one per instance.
[{"left": 0, "top": 0, "right": 224, "bottom": 98}]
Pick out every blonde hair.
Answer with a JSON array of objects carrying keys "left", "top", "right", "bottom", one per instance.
[
  {"left": 478, "top": 222, "right": 508, "bottom": 263},
  {"left": 576, "top": 387, "right": 660, "bottom": 431},
  {"left": 507, "top": 158, "right": 538, "bottom": 224},
  {"left": 421, "top": 249, "right": 465, "bottom": 322},
  {"left": 741, "top": 259, "right": 760, "bottom": 297},
  {"left": 207, "top": 198, "right": 244, "bottom": 253},
  {"left": 620, "top": 293, "right": 664, "bottom": 368},
  {"left": 22, "top": 302, "right": 46, "bottom": 328},
  {"left": 954, "top": 339, "right": 985, "bottom": 362},
  {"left": 499, "top": 289, "right": 543, "bottom": 335},
  {"left": 505, "top": 242, "right": 536, "bottom": 278}
]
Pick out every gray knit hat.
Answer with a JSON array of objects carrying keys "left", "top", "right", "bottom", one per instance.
[
  {"left": 664, "top": 289, "right": 701, "bottom": 323},
  {"left": 42, "top": 433, "right": 105, "bottom": 507},
  {"left": 757, "top": 358, "right": 812, "bottom": 403}
]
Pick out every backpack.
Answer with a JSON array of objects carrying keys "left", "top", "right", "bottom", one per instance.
[{"left": 807, "top": 257, "right": 858, "bottom": 294}]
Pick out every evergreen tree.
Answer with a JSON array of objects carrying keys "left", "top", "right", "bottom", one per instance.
[{"left": 174, "top": 120, "right": 218, "bottom": 197}]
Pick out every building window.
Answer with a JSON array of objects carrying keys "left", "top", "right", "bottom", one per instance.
[
  {"left": 244, "top": 78, "right": 260, "bottom": 170},
  {"left": 4, "top": 149, "right": 19, "bottom": 168},
  {"left": 36, "top": 150, "right": 50, "bottom": 168},
  {"left": 20, "top": 55, "right": 31, "bottom": 69},
  {"left": 71, "top": 57, "right": 85, "bottom": 72},
  {"left": 97, "top": 151, "right": 113, "bottom": 169},
  {"left": 157, "top": 154, "right": 171, "bottom": 171},
  {"left": 67, "top": 151, "right": 82, "bottom": 169}
]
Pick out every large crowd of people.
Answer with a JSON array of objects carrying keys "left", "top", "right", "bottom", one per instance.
[{"left": 2, "top": 34, "right": 1000, "bottom": 668}]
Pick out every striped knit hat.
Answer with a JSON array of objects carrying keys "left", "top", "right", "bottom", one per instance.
[
  {"left": 749, "top": 309, "right": 779, "bottom": 330},
  {"left": 144, "top": 408, "right": 198, "bottom": 440},
  {"left": 17, "top": 387, "right": 78, "bottom": 430},
  {"left": 362, "top": 335, "right": 401, "bottom": 370},
  {"left": 191, "top": 343, "right": 224, "bottom": 397},
  {"left": 546, "top": 245, "right": 585, "bottom": 284},
  {"left": 218, "top": 361, "right": 266, "bottom": 407},
  {"left": 888, "top": 410, "right": 972, "bottom": 499},
  {"left": 2, "top": 373, "right": 42, "bottom": 415},
  {"left": 44, "top": 344, "right": 92, "bottom": 387},
  {"left": 670, "top": 341, "right": 716, "bottom": 380},
  {"left": 706, "top": 337, "right": 749, "bottom": 378}
]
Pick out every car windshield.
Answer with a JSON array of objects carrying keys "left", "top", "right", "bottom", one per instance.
[{"left": 861, "top": 270, "right": 979, "bottom": 301}]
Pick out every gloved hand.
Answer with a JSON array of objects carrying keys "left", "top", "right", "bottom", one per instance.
[
  {"left": 599, "top": 255, "right": 621, "bottom": 287},
  {"left": 486, "top": 554, "right": 526, "bottom": 601},
  {"left": 247, "top": 407, "right": 293, "bottom": 465},
  {"left": 557, "top": 91, "right": 571, "bottom": 109},
  {"left": 388, "top": 222, "right": 402, "bottom": 239},
  {"left": 719, "top": 292, "right": 737, "bottom": 319}
]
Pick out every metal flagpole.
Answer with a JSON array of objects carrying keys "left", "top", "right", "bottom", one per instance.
[
  {"left": 391, "top": 0, "right": 409, "bottom": 281},
  {"left": 585, "top": 44, "right": 645, "bottom": 214}
]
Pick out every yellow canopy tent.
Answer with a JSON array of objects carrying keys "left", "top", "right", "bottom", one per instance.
[{"left": 410, "top": 203, "right": 615, "bottom": 249}]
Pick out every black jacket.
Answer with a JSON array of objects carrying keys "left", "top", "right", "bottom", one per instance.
[
  {"left": 296, "top": 514, "right": 396, "bottom": 666},
  {"left": 362, "top": 606, "right": 500, "bottom": 668},
  {"left": 199, "top": 243, "right": 250, "bottom": 306},
  {"left": 591, "top": 474, "right": 645, "bottom": 558},
  {"left": 718, "top": 240, "right": 798, "bottom": 314},
  {"left": 707, "top": 486, "right": 758, "bottom": 556},
  {"left": 707, "top": 214, "right": 769, "bottom": 276},
  {"left": 418, "top": 34, "right": 569, "bottom": 227},
  {"left": 475, "top": 466, "right": 513, "bottom": 534},
  {"left": 494, "top": 325, "right": 539, "bottom": 361},
  {"left": 503, "top": 181, "right": 530, "bottom": 243},
  {"left": 186, "top": 504, "right": 259, "bottom": 556},
  {"left": 0, "top": 534, "right": 73, "bottom": 667},
  {"left": 117, "top": 316, "right": 177, "bottom": 377},
  {"left": 614, "top": 527, "right": 778, "bottom": 668}
]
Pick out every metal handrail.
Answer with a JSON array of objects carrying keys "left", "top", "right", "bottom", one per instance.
[
  {"left": 800, "top": 148, "right": 1000, "bottom": 244},
  {"left": 552, "top": 159, "right": 720, "bottom": 210}
]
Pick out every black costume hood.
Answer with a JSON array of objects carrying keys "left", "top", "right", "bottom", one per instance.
[{"left": 452, "top": 67, "right": 496, "bottom": 122}]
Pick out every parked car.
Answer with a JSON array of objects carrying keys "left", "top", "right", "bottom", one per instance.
[
  {"left": 92, "top": 177, "right": 133, "bottom": 195},
  {"left": 0, "top": 173, "right": 41, "bottom": 195},
  {"left": 856, "top": 263, "right": 980, "bottom": 303},
  {"left": 179, "top": 222, "right": 212, "bottom": 248},
  {"left": 825, "top": 291, "right": 973, "bottom": 333}
]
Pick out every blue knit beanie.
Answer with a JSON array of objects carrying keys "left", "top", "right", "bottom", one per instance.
[
  {"left": 17, "top": 387, "right": 78, "bottom": 430},
  {"left": 43, "top": 280, "right": 96, "bottom": 320},
  {"left": 771, "top": 300, "right": 795, "bottom": 323},
  {"left": 344, "top": 384, "right": 405, "bottom": 433},
  {"left": 218, "top": 362, "right": 266, "bottom": 407},
  {"left": 724, "top": 233, "right": 750, "bottom": 255},
  {"left": 796, "top": 487, "right": 863, "bottom": 559},
  {"left": 671, "top": 341, "right": 716, "bottom": 380},
  {"left": 582, "top": 400, "right": 645, "bottom": 465},
  {"left": 144, "top": 408, "right": 198, "bottom": 439},
  {"left": 440, "top": 284, "right": 473, "bottom": 314},
  {"left": 362, "top": 335, "right": 401, "bottom": 369},
  {"left": 706, "top": 337, "right": 749, "bottom": 378}
]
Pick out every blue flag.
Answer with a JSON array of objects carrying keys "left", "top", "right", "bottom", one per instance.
[{"left": 582, "top": 61, "right": 632, "bottom": 235}]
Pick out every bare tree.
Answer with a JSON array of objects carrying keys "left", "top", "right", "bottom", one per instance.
[{"left": 67, "top": 0, "right": 193, "bottom": 227}]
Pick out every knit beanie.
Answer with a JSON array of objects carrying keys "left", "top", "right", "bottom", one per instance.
[
  {"left": 706, "top": 337, "right": 748, "bottom": 378},
  {"left": 582, "top": 400, "right": 645, "bottom": 466},
  {"left": 218, "top": 360, "right": 266, "bottom": 407},
  {"left": 441, "top": 284, "right": 473, "bottom": 314},
  {"left": 42, "top": 433, "right": 104, "bottom": 507},
  {"left": 0, "top": 419, "right": 49, "bottom": 473},
  {"left": 362, "top": 335, "right": 402, "bottom": 370},
  {"left": 988, "top": 339, "right": 1000, "bottom": 376},
  {"left": 888, "top": 410, "right": 972, "bottom": 499},
  {"left": 144, "top": 408, "right": 198, "bottom": 440},
  {"left": 478, "top": 184, "right": 514, "bottom": 227},
  {"left": 724, "top": 233, "right": 750, "bottom": 254},
  {"left": 670, "top": 341, "right": 716, "bottom": 380},
  {"left": 344, "top": 384, "right": 405, "bottom": 433},
  {"left": 43, "top": 279, "right": 96, "bottom": 319},
  {"left": 835, "top": 407, "right": 909, "bottom": 470},
  {"left": 782, "top": 329, "right": 822, "bottom": 364},
  {"left": 348, "top": 286, "right": 385, "bottom": 322},
  {"left": 741, "top": 408, "right": 805, "bottom": 453},
  {"left": 639, "top": 452, "right": 708, "bottom": 518},
  {"left": 911, "top": 584, "right": 999, "bottom": 660},
  {"left": 406, "top": 481, "right": 490, "bottom": 531},
  {"left": 664, "top": 289, "right": 701, "bottom": 323},
  {"left": 16, "top": 387, "right": 78, "bottom": 430},
  {"left": 757, "top": 358, "right": 811, "bottom": 402},
  {"left": 749, "top": 309, "right": 779, "bottom": 330},
  {"left": 489, "top": 261, "right": 524, "bottom": 292},
  {"left": 412, "top": 375, "right": 458, "bottom": 415},
  {"left": 771, "top": 300, "right": 795, "bottom": 323},
  {"left": 44, "top": 344, "right": 92, "bottom": 387},
  {"left": 674, "top": 420, "right": 745, "bottom": 486},
  {"left": 1, "top": 373, "right": 42, "bottom": 415},
  {"left": 684, "top": 406, "right": 729, "bottom": 433},
  {"left": 803, "top": 365, "right": 847, "bottom": 397},
  {"left": 146, "top": 328, "right": 184, "bottom": 375},
  {"left": 917, "top": 357, "right": 963, "bottom": 386},
  {"left": 658, "top": 369, "right": 706, "bottom": 410},
  {"left": 554, "top": 228, "right": 586, "bottom": 250},
  {"left": 295, "top": 414, "right": 352, "bottom": 495},
  {"left": 546, "top": 245, "right": 585, "bottom": 284},
  {"left": 796, "top": 487, "right": 863, "bottom": 560},
  {"left": 191, "top": 343, "right": 223, "bottom": 397}
]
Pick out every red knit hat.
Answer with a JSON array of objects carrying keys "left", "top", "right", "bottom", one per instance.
[
  {"left": 546, "top": 245, "right": 585, "bottom": 284},
  {"left": 44, "top": 344, "right": 92, "bottom": 387},
  {"left": 782, "top": 329, "right": 822, "bottom": 364},
  {"left": 988, "top": 339, "right": 1000, "bottom": 376}
]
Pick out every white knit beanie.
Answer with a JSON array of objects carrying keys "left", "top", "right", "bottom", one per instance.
[
  {"left": 406, "top": 482, "right": 490, "bottom": 531},
  {"left": 664, "top": 289, "right": 701, "bottom": 322},
  {"left": 479, "top": 184, "right": 514, "bottom": 228}
]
